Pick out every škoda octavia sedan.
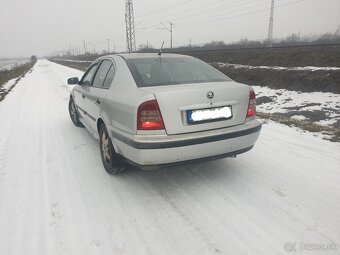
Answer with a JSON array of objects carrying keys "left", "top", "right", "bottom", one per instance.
[{"left": 67, "top": 53, "right": 261, "bottom": 174}]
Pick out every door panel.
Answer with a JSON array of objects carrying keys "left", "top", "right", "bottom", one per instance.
[
  {"left": 73, "top": 86, "right": 86, "bottom": 119},
  {"left": 74, "top": 62, "right": 100, "bottom": 126},
  {"left": 83, "top": 59, "right": 114, "bottom": 132},
  {"left": 83, "top": 87, "right": 108, "bottom": 131}
]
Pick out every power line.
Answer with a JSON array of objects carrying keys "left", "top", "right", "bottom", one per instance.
[
  {"left": 172, "top": 0, "right": 271, "bottom": 25},
  {"left": 136, "top": 0, "right": 282, "bottom": 33},
  {"left": 138, "top": 0, "right": 225, "bottom": 24},
  {"left": 135, "top": 0, "right": 284, "bottom": 48},
  {"left": 136, "top": 0, "right": 262, "bottom": 27},
  {"left": 170, "top": 0, "right": 267, "bottom": 23},
  {"left": 175, "top": 0, "right": 304, "bottom": 28},
  {"left": 134, "top": 0, "right": 266, "bottom": 36},
  {"left": 136, "top": 0, "right": 195, "bottom": 18},
  {"left": 137, "top": 29, "right": 165, "bottom": 40}
]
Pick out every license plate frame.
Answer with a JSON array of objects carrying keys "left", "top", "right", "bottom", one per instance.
[{"left": 187, "top": 106, "right": 233, "bottom": 124}]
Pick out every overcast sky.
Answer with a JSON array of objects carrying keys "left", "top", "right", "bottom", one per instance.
[{"left": 0, "top": 0, "right": 339, "bottom": 58}]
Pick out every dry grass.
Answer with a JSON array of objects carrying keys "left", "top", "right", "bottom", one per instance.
[
  {"left": 257, "top": 112, "right": 340, "bottom": 142},
  {"left": 49, "top": 60, "right": 89, "bottom": 71}
]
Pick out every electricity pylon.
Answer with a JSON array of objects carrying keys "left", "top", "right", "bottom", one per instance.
[
  {"left": 267, "top": 0, "right": 274, "bottom": 47},
  {"left": 125, "top": 0, "right": 136, "bottom": 52}
]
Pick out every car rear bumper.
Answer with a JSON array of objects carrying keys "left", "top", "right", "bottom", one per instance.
[{"left": 110, "top": 119, "right": 262, "bottom": 170}]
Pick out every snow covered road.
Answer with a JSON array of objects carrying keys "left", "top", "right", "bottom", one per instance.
[{"left": 0, "top": 60, "right": 339, "bottom": 255}]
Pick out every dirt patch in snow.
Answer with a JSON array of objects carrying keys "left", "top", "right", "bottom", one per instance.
[{"left": 257, "top": 96, "right": 275, "bottom": 105}]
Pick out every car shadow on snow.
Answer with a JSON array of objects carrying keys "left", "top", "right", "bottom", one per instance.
[{"left": 113, "top": 158, "right": 245, "bottom": 193}]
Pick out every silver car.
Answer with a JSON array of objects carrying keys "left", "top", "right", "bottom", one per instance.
[{"left": 67, "top": 53, "right": 261, "bottom": 174}]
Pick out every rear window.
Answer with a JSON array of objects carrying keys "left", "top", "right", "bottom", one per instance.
[{"left": 125, "top": 57, "right": 231, "bottom": 87}]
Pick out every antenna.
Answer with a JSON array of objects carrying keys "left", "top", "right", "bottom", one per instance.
[
  {"left": 125, "top": 0, "right": 136, "bottom": 53},
  {"left": 158, "top": 41, "right": 164, "bottom": 56},
  {"left": 267, "top": 0, "right": 274, "bottom": 47}
]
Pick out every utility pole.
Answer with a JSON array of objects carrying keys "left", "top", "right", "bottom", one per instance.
[
  {"left": 170, "top": 22, "right": 173, "bottom": 48},
  {"left": 107, "top": 39, "right": 110, "bottom": 53},
  {"left": 160, "top": 22, "right": 174, "bottom": 48},
  {"left": 267, "top": 0, "right": 274, "bottom": 47},
  {"left": 125, "top": 0, "right": 136, "bottom": 52},
  {"left": 83, "top": 40, "right": 87, "bottom": 54}
]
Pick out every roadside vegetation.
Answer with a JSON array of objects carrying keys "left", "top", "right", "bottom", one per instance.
[
  {"left": 0, "top": 61, "right": 36, "bottom": 101},
  {"left": 49, "top": 59, "right": 89, "bottom": 71},
  {"left": 212, "top": 62, "right": 340, "bottom": 94},
  {"left": 50, "top": 44, "right": 340, "bottom": 94},
  {"left": 51, "top": 29, "right": 340, "bottom": 67},
  {"left": 52, "top": 44, "right": 340, "bottom": 68}
]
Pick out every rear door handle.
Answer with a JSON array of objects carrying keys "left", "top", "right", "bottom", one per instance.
[
  {"left": 96, "top": 98, "right": 100, "bottom": 104},
  {"left": 82, "top": 94, "right": 85, "bottom": 99}
]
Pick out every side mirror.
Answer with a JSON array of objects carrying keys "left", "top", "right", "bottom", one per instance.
[{"left": 67, "top": 77, "right": 79, "bottom": 85}]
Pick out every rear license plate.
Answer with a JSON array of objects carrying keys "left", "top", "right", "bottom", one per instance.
[{"left": 187, "top": 106, "right": 232, "bottom": 124}]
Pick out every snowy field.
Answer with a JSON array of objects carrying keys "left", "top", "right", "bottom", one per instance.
[
  {"left": 214, "top": 62, "right": 340, "bottom": 128},
  {"left": 0, "top": 59, "right": 29, "bottom": 71},
  {"left": 254, "top": 86, "right": 340, "bottom": 127},
  {"left": 0, "top": 60, "right": 339, "bottom": 255}
]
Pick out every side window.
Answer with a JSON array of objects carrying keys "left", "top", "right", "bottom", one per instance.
[
  {"left": 82, "top": 63, "right": 99, "bottom": 86},
  {"left": 92, "top": 60, "right": 113, "bottom": 88},
  {"left": 103, "top": 65, "right": 115, "bottom": 88}
]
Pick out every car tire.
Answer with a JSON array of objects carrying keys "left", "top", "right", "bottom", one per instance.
[
  {"left": 99, "top": 124, "right": 126, "bottom": 175},
  {"left": 69, "top": 97, "right": 84, "bottom": 127}
]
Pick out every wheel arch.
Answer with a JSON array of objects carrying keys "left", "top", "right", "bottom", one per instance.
[
  {"left": 97, "top": 117, "right": 120, "bottom": 153},
  {"left": 97, "top": 118, "right": 104, "bottom": 134}
]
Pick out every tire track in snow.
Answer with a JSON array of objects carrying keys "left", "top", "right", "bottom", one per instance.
[{"left": 127, "top": 169, "right": 222, "bottom": 254}]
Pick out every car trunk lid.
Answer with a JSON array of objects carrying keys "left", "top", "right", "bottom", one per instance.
[{"left": 140, "top": 81, "right": 250, "bottom": 135}]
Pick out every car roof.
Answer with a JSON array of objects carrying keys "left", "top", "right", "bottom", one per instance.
[{"left": 97, "top": 53, "right": 193, "bottom": 61}]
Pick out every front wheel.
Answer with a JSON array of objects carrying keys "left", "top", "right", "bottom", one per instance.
[
  {"left": 69, "top": 97, "right": 84, "bottom": 127},
  {"left": 99, "top": 124, "right": 126, "bottom": 175}
]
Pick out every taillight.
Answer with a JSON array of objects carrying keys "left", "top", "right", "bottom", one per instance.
[
  {"left": 246, "top": 88, "right": 256, "bottom": 118},
  {"left": 137, "top": 100, "right": 165, "bottom": 130}
]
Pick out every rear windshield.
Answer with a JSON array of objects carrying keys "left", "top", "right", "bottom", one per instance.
[{"left": 125, "top": 57, "right": 231, "bottom": 87}]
